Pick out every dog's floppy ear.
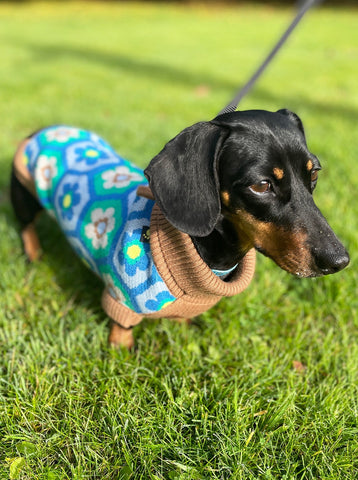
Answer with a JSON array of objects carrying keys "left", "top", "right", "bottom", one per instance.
[
  {"left": 277, "top": 109, "right": 305, "bottom": 137},
  {"left": 144, "top": 121, "right": 229, "bottom": 237}
]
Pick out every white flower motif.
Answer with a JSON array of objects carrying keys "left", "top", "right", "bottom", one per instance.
[
  {"left": 85, "top": 207, "right": 115, "bottom": 249},
  {"left": 35, "top": 155, "right": 58, "bottom": 190},
  {"left": 45, "top": 127, "right": 81, "bottom": 143},
  {"left": 102, "top": 166, "right": 143, "bottom": 189}
]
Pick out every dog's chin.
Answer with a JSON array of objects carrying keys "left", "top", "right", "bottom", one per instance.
[
  {"left": 279, "top": 264, "right": 323, "bottom": 279},
  {"left": 291, "top": 269, "right": 324, "bottom": 279},
  {"left": 275, "top": 261, "right": 341, "bottom": 279}
]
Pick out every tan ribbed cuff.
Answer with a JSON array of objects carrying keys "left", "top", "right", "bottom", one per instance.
[{"left": 101, "top": 289, "right": 143, "bottom": 328}]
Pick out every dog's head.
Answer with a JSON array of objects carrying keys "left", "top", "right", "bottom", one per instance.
[{"left": 145, "top": 109, "right": 349, "bottom": 277}]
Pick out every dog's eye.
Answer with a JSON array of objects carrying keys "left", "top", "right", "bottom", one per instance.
[
  {"left": 311, "top": 169, "right": 319, "bottom": 183},
  {"left": 310, "top": 169, "right": 320, "bottom": 192},
  {"left": 249, "top": 181, "right": 271, "bottom": 195}
]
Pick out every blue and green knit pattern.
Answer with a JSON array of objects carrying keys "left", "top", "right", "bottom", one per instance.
[{"left": 24, "top": 126, "right": 176, "bottom": 314}]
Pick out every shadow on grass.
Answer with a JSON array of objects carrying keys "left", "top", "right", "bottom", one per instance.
[
  {"left": 27, "top": 42, "right": 239, "bottom": 91},
  {"left": 23, "top": 42, "right": 358, "bottom": 121}
]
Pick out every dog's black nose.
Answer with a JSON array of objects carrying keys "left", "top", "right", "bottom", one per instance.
[{"left": 315, "top": 249, "right": 350, "bottom": 274}]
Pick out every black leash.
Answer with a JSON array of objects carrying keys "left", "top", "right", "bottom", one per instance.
[{"left": 218, "top": 0, "right": 324, "bottom": 116}]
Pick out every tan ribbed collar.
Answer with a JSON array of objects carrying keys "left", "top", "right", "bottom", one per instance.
[{"left": 137, "top": 186, "right": 256, "bottom": 299}]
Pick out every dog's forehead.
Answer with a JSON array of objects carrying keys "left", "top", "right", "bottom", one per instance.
[
  {"left": 235, "top": 114, "right": 304, "bottom": 145},
  {"left": 217, "top": 110, "right": 315, "bottom": 181},
  {"left": 226, "top": 123, "right": 309, "bottom": 170}
]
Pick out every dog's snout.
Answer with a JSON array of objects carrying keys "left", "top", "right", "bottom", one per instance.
[
  {"left": 314, "top": 246, "right": 350, "bottom": 275},
  {"left": 302, "top": 203, "right": 350, "bottom": 276}
]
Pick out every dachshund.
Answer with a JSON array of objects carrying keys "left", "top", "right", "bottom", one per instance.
[{"left": 10, "top": 109, "right": 350, "bottom": 348}]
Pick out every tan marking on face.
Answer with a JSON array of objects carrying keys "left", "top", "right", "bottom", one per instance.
[
  {"left": 221, "top": 190, "right": 230, "bottom": 206},
  {"left": 228, "top": 209, "right": 315, "bottom": 277},
  {"left": 306, "top": 159, "right": 313, "bottom": 171},
  {"left": 273, "top": 167, "right": 284, "bottom": 180}
]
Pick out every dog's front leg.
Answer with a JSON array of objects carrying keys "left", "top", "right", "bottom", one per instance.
[{"left": 108, "top": 321, "right": 135, "bottom": 350}]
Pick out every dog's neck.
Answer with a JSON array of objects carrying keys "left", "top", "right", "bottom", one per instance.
[{"left": 192, "top": 216, "right": 247, "bottom": 271}]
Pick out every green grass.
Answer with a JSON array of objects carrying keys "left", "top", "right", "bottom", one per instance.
[{"left": 1, "top": 1, "right": 358, "bottom": 478}]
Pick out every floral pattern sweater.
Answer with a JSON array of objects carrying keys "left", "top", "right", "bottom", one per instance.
[{"left": 16, "top": 126, "right": 256, "bottom": 328}]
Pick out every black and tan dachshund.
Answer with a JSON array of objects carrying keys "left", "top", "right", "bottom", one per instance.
[{"left": 11, "top": 109, "right": 350, "bottom": 348}]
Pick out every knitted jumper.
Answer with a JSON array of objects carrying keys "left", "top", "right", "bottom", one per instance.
[{"left": 14, "top": 126, "right": 256, "bottom": 328}]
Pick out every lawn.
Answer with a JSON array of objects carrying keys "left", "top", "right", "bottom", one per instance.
[{"left": 0, "top": 1, "right": 357, "bottom": 479}]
